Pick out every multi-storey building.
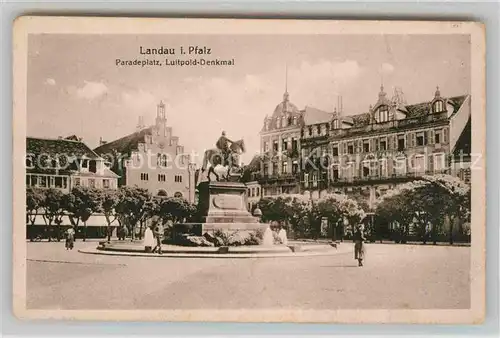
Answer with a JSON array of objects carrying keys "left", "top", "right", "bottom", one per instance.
[
  {"left": 258, "top": 90, "right": 303, "bottom": 196},
  {"left": 94, "top": 101, "right": 196, "bottom": 202},
  {"left": 300, "top": 85, "right": 471, "bottom": 208},
  {"left": 26, "top": 136, "right": 119, "bottom": 192}
]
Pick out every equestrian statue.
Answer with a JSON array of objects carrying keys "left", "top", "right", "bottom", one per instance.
[{"left": 201, "top": 131, "right": 246, "bottom": 182}]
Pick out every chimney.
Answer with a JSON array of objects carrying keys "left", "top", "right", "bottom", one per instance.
[{"left": 99, "top": 137, "right": 107, "bottom": 146}]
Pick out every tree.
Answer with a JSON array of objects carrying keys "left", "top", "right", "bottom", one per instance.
[
  {"left": 98, "top": 189, "right": 121, "bottom": 242},
  {"left": 26, "top": 188, "right": 45, "bottom": 241},
  {"left": 41, "top": 188, "right": 65, "bottom": 241},
  {"left": 420, "top": 174, "right": 471, "bottom": 244},
  {"left": 315, "top": 194, "right": 366, "bottom": 241},
  {"left": 63, "top": 187, "right": 102, "bottom": 242},
  {"left": 114, "top": 186, "right": 152, "bottom": 241}
]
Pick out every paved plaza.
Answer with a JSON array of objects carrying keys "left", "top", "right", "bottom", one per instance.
[{"left": 26, "top": 241, "right": 470, "bottom": 310}]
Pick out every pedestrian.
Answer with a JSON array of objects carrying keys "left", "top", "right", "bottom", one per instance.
[
  {"left": 354, "top": 224, "right": 366, "bottom": 267},
  {"left": 65, "top": 227, "right": 75, "bottom": 250},
  {"left": 143, "top": 225, "right": 155, "bottom": 253},
  {"left": 278, "top": 224, "right": 288, "bottom": 246},
  {"left": 152, "top": 223, "right": 165, "bottom": 255}
]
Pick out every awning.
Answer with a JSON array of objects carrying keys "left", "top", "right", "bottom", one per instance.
[{"left": 28, "top": 214, "right": 119, "bottom": 227}]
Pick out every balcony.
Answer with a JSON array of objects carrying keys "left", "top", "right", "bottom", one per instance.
[
  {"left": 328, "top": 169, "right": 452, "bottom": 187},
  {"left": 258, "top": 173, "right": 300, "bottom": 186},
  {"left": 327, "top": 112, "right": 449, "bottom": 139}
]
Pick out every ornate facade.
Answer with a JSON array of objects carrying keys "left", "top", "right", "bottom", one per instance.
[
  {"left": 300, "top": 86, "right": 471, "bottom": 208},
  {"left": 258, "top": 90, "right": 303, "bottom": 197},
  {"left": 94, "top": 101, "right": 196, "bottom": 202}
]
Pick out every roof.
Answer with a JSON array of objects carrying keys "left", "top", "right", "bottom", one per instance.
[
  {"left": 453, "top": 116, "right": 471, "bottom": 157},
  {"left": 27, "top": 137, "right": 99, "bottom": 159},
  {"left": 93, "top": 127, "right": 153, "bottom": 155},
  {"left": 302, "top": 106, "right": 333, "bottom": 125},
  {"left": 405, "top": 95, "right": 468, "bottom": 119},
  {"left": 350, "top": 113, "right": 371, "bottom": 127}
]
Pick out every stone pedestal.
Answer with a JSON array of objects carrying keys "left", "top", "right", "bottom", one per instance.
[{"left": 195, "top": 181, "right": 264, "bottom": 233}]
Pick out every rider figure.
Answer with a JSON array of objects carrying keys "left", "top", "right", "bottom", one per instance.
[{"left": 216, "top": 131, "right": 234, "bottom": 167}]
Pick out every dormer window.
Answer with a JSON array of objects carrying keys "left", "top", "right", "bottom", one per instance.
[
  {"left": 276, "top": 118, "right": 281, "bottom": 129},
  {"left": 332, "top": 119, "right": 339, "bottom": 129},
  {"left": 433, "top": 100, "right": 444, "bottom": 113},
  {"left": 293, "top": 116, "right": 298, "bottom": 125},
  {"left": 265, "top": 120, "right": 270, "bottom": 131},
  {"left": 282, "top": 116, "right": 287, "bottom": 127},
  {"left": 377, "top": 106, "right": 389, "bottom": 123}
]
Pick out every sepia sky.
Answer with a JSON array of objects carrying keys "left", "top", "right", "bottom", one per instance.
[{"left": 27, "top": 34, "right": 471, "bottom": 165}]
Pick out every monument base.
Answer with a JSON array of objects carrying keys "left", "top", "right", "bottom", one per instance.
[{"left": 197, "top": 180, "right": 260, "bottom": 225}]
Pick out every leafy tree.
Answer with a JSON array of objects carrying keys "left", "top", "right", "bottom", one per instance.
[
  {"left": 63, "top": 186, "right": 102, "bottom": 242},
  {"left": 114, "top": 186, "right": 152, "bottom": 241},
  {"left": 26, "top": 188, "right": 45, "bottom": 241},
  {"left": 41, "top": 188, "right": 65, "bottom": 241},
  {"left": 98, "top": 189, "right": 121, "bottom": 242}
]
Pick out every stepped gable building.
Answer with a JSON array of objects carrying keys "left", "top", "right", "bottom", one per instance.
[
  {"left": 300, "top": 85, "right": 471, "bottom": 208},
  {"left": 94, "top": 101, "right": 196, "bottom": 202},
  {"left": 259, "top": 88, "right": 303, "bottom": 197},
  {"left": 26, "top": 136, "right": 119, "bottom": 192}
]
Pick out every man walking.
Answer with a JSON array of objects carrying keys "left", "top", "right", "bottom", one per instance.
[
  {"left": 152, "top": 223, "right": 165, "bottom": 255},
  {"left": 354, "top": 224, "right": 366, "bottom": 267}
]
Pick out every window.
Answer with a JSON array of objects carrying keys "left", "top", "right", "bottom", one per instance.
[
  {"left": 174, "top": 175, "right": 183, "bottom": 183},
  {"left": 263, "top": 163, "right": 269, "bottom": 176},
  {"left": 82, "top": 159, "right": 88, "bottom": 168},
  {"left": 397, "top": 135, "right": 405, "bottom": 151},
  {"left": 394, "top": 158, "right": 406, "bottom": 176},
  {"left": 287, "top": 116, "right": 292, "bottom": 125},
  {"left": 414, "top": 155, "right": 426, "bottom": 173},
  {"left": 141, "top": 173, "right": 149, "bottom": 181},
  {"left": 265, "top": 120, "right": 270, "bottom": 131},
  {"left": 256, "top": 187, "right": 260, "bottom": 196},
  {"left": 292, "top": 161, "right": 299, "bottom": 174},
  {"left": 276, "top": 118, "right": 281, "bottom": 129},
  {"left": 103, "top": 179, "right": 110, "bottom": 189},
  {"left": 362, "top": 162, "right": 371, "bottom": 177},
  {"left": 174, "top": 192, "right": 183, "bottom": 198},
  {"left": 282, "top": 161, "right": 288, "bottom": 174},
  {"left": 433, "top": 100, "right": 444, "bottom": 113},
  {"left": 292, "top": 138, "right": 298, "bottom": 152},
  {"left": 282, "top": 116, "right": 287, "bottom": 127},
  {"left": 264, "top": 142, "right": 269, "bottom": 152},
  {"left": 379, "top": 159, "right": 387, "bottom": 177},
  {"left": 312, "top": 173, "right": 318, "bottom": 187},
  {"left": 158, "top": 174, "right": 166, "bottom": 182},
  {"left": 304, "top": 173, "right": 309, "bottom": 187},
  {"left": 332, "top": 145, "right": 339, "bottom": 156},
  {"left": 378, "top": 106, "right": 389, "bottom": 122},
  {"left": 332, "top": 119, "right": 339, "bottom": 129},
  {"left": 316, "top": 125, "right": 321, "bottom": 135},
  {"left": 308, "top": 127, "right": 313, "bottom": 137},
  {"left": 347, "top": 143, "right": 354, "bottom": 154},
  {"left": 74, "top": 178, "right": 81, "bottom": 186},
  {"left": 293, "top": 116, "right": 297, "bottom": 125},
  {"left": 379, "top": 138, "right": 387, "bottom": 151},
  {"left": 416, "top": 132, "right": 425, "bottom": 147},
  {"left": 434, "top": 153, "right": 445, "bottom": 171},
  {"left": 332, "top": 165, "right": 339, "bottom": 180},
  {"left": 363, "top": 140, "right": 370, "bottom": 153},
  {"left": 272, "top": 162, "right": 278, "bottom": 175},
  {"left": 282, "top": 139, "right": 288, "bottom": 151},
  {"left": 435, "top": 129, "right": 442, "bottom": 144},
  {"left": 273, "top": 140, "right": 279, "bottom": 152},
  {"left": 88, "top": 178, "right": 96, "bottom": 188}
]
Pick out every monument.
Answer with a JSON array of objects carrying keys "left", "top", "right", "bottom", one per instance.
[{"left": 195, "top": 132, "right": 265, "bottom": 233}]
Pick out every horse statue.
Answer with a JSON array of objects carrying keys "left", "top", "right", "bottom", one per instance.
[{"left": 201, "top": 139, "right": 245, "bottom": 182}]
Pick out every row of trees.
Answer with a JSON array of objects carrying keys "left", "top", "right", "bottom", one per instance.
[
  {"left": 374, "top": 174, "right": 471, "bottom": 244},
  {"left": 257, "top": 193, "right": 366, "bottom": 240},
  {"left": 26, "top": 186, "right": 197, "bottom": 242}
]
